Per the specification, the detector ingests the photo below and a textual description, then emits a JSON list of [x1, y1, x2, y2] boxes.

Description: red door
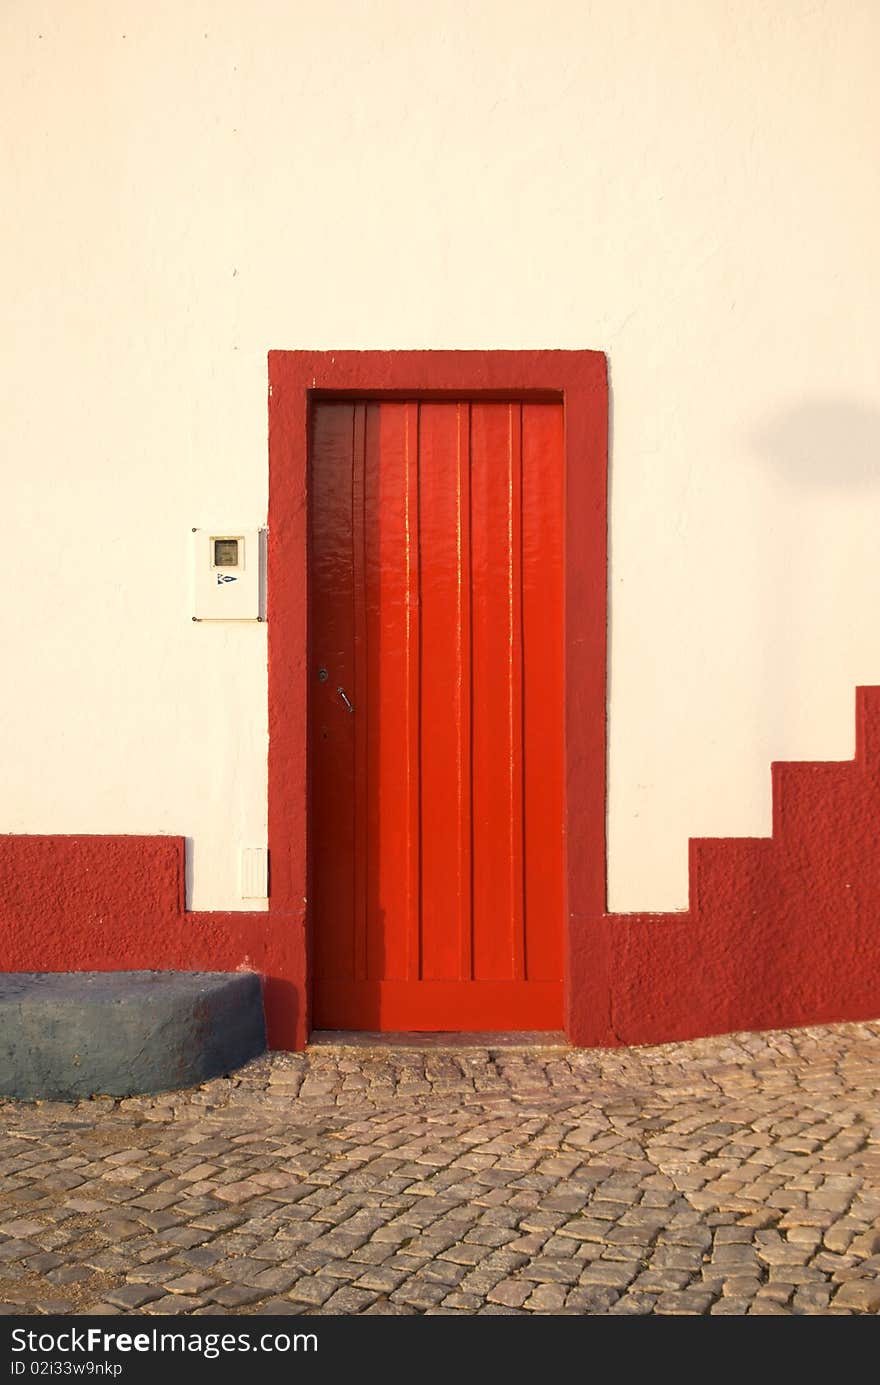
[[309, 398, 564, 1030]]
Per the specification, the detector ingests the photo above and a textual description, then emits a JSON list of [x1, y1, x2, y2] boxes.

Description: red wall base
[[0, 836, 306, 1050], [3, 686, 880, 1052], [568, 685, 880, 1046]]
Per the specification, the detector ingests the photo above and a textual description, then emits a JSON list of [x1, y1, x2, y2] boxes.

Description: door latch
[[337, 687, 354, 713]]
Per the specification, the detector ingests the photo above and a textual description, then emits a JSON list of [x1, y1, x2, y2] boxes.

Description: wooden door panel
[[310, 398, 564, 1030], [471, 403, 524, 982], [363, 402, 419, 983], [310, 402, 357, 991], [522, 402, 566, 981], [419, 403, 470, 982]]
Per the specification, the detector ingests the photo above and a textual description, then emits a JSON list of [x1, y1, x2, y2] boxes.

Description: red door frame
[[267, 350, 608, 1038]]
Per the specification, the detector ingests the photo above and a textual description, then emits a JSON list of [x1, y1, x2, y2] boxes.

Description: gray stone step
[[0, 971, 266, 1100]]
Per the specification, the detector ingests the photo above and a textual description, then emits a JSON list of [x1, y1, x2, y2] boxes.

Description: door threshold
[[308, 1030, 569, 1050]]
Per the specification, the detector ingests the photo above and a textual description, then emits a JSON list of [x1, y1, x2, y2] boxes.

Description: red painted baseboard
[[568, 686, 880, 1046], [3, 687, 880, 1052], [0, 835, 305, 1049]]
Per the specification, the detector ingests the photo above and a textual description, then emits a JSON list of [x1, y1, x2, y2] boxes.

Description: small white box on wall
[[240, 846, 269, 899], [191, 528, 264, 621]]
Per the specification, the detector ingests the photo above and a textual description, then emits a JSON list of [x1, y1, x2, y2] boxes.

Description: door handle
[[337, 687, 354, 713]]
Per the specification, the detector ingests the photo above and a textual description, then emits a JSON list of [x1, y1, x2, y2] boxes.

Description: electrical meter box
[[192, 528, 263, 621]]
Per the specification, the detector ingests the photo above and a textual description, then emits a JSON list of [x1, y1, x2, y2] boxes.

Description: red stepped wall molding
[[568, 685, 880, 1045], [2, 686, 880, 1050]]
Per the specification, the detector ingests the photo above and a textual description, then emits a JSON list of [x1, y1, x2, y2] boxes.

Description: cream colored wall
[[2, 0, 878, 911]]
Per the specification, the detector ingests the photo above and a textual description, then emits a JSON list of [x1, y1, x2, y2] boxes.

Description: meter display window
[[213, 538, 241, 567]]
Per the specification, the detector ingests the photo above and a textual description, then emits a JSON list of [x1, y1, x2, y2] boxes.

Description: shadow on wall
[[750, 399, 880, 754], [753, 399, 880, 489]]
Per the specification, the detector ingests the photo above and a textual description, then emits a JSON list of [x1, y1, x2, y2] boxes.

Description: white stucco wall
[[2, 0, 878, 911]]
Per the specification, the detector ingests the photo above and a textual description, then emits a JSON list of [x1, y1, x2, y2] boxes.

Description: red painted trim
[[267, 351, 609, 1041]]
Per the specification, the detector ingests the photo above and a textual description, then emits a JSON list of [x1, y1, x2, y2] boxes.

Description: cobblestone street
[[1, 1022, 879, 1316]]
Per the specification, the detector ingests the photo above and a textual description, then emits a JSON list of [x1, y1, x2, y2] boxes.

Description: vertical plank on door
[[471, 402, 523, 981], [403, 402, 421, 982], [351, 404, 368, 982], [419, 402, 468, 980], [310, 402, 357, 985], [522, 403, 565, 980], [507, 404, 526, 982], [363, 402, 420, 984], [456, 403, 474, 982]]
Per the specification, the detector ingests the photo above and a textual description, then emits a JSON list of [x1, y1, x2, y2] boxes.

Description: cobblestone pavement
[[1, 1022, 880, 1316]]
